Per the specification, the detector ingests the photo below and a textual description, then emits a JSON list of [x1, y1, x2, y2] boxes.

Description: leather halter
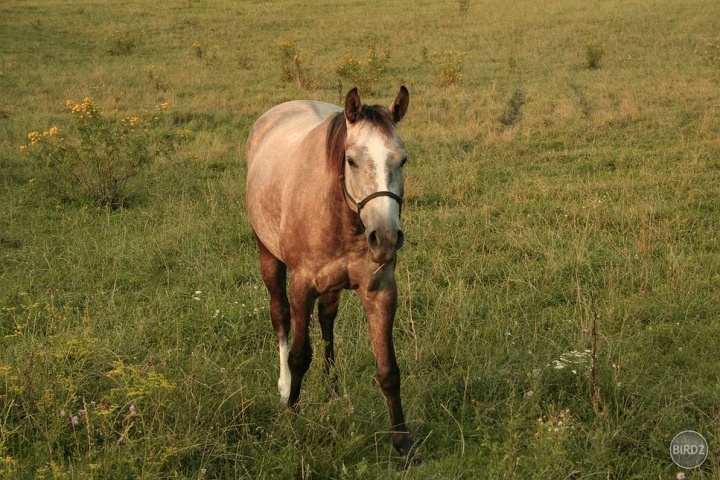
[[339, 154, 403, 230]]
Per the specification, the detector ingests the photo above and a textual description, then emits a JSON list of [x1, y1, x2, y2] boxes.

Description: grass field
[[2, 0, 719, 478]]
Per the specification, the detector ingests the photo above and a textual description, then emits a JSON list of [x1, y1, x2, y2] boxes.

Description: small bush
[[499, 89, 525, 127], [145, 64, 169, 91], [192, 40, 219, 64], [585, 41, 605, 70], [277, 40, 313, 89], [433, 49, 467, 86], [695, 38, 720, 67], [21, 98, 186, 208], [334, 40, 389, 94], [106, 32, 136, 56], [192, 40, 204, 59]]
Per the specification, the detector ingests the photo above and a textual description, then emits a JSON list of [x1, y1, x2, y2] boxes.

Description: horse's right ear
[[345, 87, 362, 124], [390, 85, 409, 123]]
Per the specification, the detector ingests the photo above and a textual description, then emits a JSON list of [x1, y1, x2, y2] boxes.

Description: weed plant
[[334, 41, 390, 94], [106, 32, 136, 56], [584, 41, 606, 70], [696, 37, 720, 67], [278, 40, 314, 90], [21, 98, 185, 208], [433, 50, 467, 86]]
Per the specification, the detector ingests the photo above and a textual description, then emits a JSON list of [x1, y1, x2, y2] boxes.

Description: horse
[[245, 86, 414, 460]]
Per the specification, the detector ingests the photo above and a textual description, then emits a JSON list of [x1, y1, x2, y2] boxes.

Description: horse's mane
[[325, 104, 395, 177]]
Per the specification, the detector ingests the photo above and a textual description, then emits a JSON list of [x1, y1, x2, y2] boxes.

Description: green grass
[[2, 0, 720, 477]]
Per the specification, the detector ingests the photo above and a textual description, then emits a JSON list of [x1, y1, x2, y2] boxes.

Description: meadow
[[1, 0, 719, 477]]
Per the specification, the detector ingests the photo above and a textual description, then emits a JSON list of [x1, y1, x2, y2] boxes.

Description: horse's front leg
[[318, 291, 341, 390], [359, 275, 415, 459], [287, 275, 317, 408]]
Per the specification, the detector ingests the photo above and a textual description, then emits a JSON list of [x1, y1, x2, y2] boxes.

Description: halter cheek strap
[[339, 154, 403, 229]]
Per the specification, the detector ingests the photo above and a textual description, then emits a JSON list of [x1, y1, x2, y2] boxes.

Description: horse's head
[[341, 86, 409, 265]]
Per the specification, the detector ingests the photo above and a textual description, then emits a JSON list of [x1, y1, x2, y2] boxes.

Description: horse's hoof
[[402, 450, 422, 469]]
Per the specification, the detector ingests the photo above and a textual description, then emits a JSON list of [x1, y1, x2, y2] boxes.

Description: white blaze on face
[[365, 132, 391, 191], [278, 337, 290, 400], [349, 125, 403, 225]]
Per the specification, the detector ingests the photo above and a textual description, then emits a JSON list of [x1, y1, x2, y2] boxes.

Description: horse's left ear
[[390, 86, 409, 123]]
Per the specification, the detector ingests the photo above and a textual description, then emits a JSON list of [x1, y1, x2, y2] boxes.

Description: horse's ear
[[390, 85, 409, 123], [345, 87, 362, 124]]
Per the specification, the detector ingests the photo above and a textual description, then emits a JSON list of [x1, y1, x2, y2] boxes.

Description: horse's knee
[[377, 367, 400, 395], [288, 346, 313, 375]]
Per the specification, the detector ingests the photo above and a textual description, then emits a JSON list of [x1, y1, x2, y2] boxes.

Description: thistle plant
[[21, 98, 186, 208]]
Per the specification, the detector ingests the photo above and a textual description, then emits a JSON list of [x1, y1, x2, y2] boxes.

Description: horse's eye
[[400, 156, 408, 167], [347, 157, 357, 168]]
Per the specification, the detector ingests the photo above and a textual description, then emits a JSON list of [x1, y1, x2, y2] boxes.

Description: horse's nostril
[[368, 230, 379, 249], [396, 230, 404, 250]]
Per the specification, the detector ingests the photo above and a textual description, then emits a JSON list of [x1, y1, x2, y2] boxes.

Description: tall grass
[[2, 0, 719, 477]]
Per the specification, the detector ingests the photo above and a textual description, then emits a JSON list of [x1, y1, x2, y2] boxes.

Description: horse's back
[[246, 100, 339, 165]]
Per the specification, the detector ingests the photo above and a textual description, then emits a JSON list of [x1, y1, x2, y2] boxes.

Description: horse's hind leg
[[286, 275, 317, 407], [318, 291, 341, 393], [254, 234, 291, 401]]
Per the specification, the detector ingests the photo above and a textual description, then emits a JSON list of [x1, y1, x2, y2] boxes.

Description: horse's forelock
[[326, 105, 395, 175], [359, 104, 395, 134]]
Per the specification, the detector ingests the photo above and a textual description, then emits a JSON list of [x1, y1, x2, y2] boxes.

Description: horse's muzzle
[[368, 228, 404, 264]]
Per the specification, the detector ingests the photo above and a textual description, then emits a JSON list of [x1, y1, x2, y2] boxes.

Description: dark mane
[[326, 112, 347, 177], [325, 104, 395, 177]]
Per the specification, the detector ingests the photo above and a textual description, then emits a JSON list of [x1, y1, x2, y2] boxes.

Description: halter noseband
[[339, 154, 403, 230]]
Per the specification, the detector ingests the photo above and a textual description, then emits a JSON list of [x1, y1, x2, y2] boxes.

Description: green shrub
[[334, 41, 390, 94], [21, 98, 186, 208], [585, 41, 605, 69], [433, 50, 467, 86], [696, 38, 720, 67], [278, 40, 313, 89], [106, 31, 136, 56]]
